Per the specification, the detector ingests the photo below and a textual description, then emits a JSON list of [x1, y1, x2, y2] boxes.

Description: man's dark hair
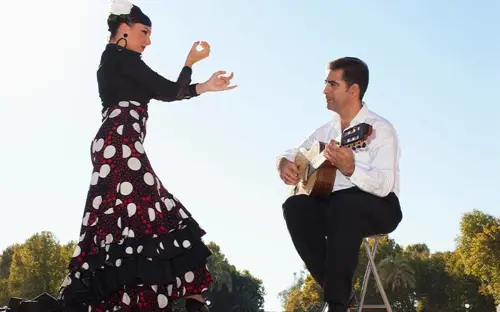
[[329, 57, 369, 100]]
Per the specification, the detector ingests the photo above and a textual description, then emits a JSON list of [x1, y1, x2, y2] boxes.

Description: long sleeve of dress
[[124, 57, 200, 102]]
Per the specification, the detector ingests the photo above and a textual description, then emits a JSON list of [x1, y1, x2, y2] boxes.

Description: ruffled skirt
[[59, 100, 212, 311]]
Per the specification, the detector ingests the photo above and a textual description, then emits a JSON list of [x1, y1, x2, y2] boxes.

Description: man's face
[[323, 69, 350, 112]]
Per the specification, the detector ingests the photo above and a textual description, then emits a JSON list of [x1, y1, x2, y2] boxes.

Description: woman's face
[[122, 23, 152, 53]]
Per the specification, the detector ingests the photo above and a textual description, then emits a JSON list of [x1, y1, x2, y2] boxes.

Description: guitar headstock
[[340, 122, 373, 150]]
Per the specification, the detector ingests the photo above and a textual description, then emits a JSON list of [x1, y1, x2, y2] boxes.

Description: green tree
[[0, 245, 19, 279], [0, 235, 265, 312], [229, 270, 265, 312], [7, 231, 75, 300], [277, 269, 306, 309], [281, 287, 304, 312], [444, 250, 496, 312], [299, 274, 323, 311], [468, 222, 500, 302], [0, 232, 76, 306], [0, 245, 20, 304], [378, 254, 416, 292], [278, 272, 323, 312], [353, 236, 405, 309], [403, 244, 430, 260], [278, 237, 409, 312], [278, 210, 499, 312], [457, 210, 500, 304], [206, 242, 235, 292], [174, 242, 266, 312], [205, 267, 265, 312], [457, 209, 495, 251]]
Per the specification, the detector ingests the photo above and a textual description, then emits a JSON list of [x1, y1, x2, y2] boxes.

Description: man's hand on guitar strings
[[324, 140, 355, 177], [279, 158, 300, 185]]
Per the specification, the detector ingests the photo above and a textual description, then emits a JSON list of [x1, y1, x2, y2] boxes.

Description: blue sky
[[0, 1, 499, 311]]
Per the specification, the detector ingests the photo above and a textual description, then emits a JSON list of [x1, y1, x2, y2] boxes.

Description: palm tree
[[378, 254, 416, 292]]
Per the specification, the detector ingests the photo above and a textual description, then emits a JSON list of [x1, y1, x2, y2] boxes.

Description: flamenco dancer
[[62, 1, 236, 311], [61, 1, 236, 311], [3, 1, 236, 311]]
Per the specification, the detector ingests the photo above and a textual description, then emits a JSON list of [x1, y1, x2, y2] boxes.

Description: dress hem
[[60, 220, 212, 307]]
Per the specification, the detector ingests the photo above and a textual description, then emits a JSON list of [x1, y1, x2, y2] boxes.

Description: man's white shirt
[[277, 105, 400, 198]]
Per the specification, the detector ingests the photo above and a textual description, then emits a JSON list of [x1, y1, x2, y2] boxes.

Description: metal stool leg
[[357, 237, 379, 311], [356, 236, 392, 312], [321, 236, 392, 312]]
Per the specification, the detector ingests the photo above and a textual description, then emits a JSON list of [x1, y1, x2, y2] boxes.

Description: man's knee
[[383, 209, 403, 234], [282, 195, 312, 219]]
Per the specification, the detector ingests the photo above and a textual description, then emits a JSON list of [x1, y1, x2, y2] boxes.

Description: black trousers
[[282, 187, 402, 310]]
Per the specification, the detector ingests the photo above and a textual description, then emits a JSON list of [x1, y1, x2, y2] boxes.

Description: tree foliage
[[0, 233, 265, 312], [0, 232, 75, 305], [0, 208, 498, 311], [279, 209, 498, 312], [457, 209, 500, 304], [202, 242, 266, 312], [278, 270, 323, 312]]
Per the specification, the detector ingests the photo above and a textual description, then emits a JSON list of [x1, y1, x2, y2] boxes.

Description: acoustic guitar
[[289, 122, 372, 197]]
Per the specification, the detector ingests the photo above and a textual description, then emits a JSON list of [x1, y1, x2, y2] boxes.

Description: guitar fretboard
[[306, 138, 345, 179]]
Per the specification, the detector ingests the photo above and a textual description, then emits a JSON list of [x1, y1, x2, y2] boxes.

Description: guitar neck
[[307, 139, 342, 175], [310, 150, 328, 169], [310, 140, 340, 169], [302, 123, 372, 182]]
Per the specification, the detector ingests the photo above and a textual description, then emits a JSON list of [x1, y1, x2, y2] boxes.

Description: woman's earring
[[116, 33, 128, 51]]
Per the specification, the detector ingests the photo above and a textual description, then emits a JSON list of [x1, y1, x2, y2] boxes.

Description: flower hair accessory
[[110, 0, 133, 16], [107, 0, 152, 29]]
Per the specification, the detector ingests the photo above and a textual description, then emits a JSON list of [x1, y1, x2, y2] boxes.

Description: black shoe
[[326, 303, 348, 312], [326, 291, 357, 312], [185, 298, 210, 312]]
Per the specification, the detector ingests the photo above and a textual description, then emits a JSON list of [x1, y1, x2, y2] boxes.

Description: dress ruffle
[[60, 219, 211, 308]]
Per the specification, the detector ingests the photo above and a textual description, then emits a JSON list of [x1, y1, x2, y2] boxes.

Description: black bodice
[[97, 44, 199, 112]]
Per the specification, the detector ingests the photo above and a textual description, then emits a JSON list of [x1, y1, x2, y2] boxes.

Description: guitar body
[[287, 122, 373, 199], [290, 141, 337, 198]]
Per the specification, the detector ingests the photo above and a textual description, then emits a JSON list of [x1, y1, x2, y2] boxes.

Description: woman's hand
[[196, 71, 237, 94], [185, 41, 210, 67]]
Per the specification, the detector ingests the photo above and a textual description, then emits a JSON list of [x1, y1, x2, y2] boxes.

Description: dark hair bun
[[107, 14, 128, 35]]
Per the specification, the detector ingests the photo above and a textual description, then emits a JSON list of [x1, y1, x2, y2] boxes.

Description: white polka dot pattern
[[60, 101, 212, 310]]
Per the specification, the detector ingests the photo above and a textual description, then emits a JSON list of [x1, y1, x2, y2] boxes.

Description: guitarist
[[277, 57, 403, 312]]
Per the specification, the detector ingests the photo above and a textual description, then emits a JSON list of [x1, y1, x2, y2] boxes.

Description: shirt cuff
[[188, 83, 199, 97], [275, 152, 298, 171]]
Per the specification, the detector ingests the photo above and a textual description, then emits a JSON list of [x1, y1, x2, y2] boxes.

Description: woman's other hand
[[185, 41, 210, 67], [197, 71, 237, 94]]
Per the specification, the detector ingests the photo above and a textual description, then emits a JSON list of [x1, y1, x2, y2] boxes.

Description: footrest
[[351, 304, 388, 309]]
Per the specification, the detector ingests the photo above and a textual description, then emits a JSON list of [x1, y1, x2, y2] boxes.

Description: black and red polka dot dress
[[59, 44, 213, 311]]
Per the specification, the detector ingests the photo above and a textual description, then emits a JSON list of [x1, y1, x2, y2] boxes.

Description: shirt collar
[[350, 102, 369, 126], [332, 102, 369, 128]]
